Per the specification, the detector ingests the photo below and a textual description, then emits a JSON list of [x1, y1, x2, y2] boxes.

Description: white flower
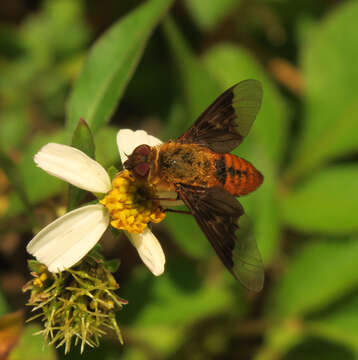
[[27, 130, 169, 276]]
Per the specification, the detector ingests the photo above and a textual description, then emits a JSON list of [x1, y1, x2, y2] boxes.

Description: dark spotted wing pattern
[[175, 184, 264, 291], [177, 79, 263, 153]]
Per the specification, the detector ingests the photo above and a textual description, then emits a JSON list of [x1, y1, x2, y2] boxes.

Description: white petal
[[34, 143, 111, 194], [27, 204, 110, 273], [126, 228, 165, 276], [116, 129, 162, 163]]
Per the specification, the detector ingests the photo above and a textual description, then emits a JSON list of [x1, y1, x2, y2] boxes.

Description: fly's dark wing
[[177, 79, 263, 153], [176, 184, 264, 291]]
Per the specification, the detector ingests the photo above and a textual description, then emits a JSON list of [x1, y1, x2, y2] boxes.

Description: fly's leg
[[154, 197, 181, 202], [164, 208, 191, 215]]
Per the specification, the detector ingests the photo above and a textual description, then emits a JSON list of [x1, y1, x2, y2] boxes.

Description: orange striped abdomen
[[214, 153, 263, 196]]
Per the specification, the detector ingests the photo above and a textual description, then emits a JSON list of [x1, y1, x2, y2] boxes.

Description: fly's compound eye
[[124, 144, 151, 174], [133, 144, 151, 157], [134, 162, 150, 177]]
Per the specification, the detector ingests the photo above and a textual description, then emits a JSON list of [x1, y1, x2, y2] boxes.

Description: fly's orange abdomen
[[214, 153, 263, 196]]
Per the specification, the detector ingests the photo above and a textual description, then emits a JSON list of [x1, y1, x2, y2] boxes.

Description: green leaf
[[254, 321, 304, 360], [20, 131, 66, 204], [243, 171, 281, 264], [94, 126, 121, 168], [283, 337, 355, 360], [280, 165, 358, 233], [307, 293, 358, 352], [162, 100, 187, 141], [5, 131, 66, 218], [68, 118, 95, 211], [4, 193, 26, 219], [135, 276, 234, 326], [0, 289, 9, 316], [202, 43, 288, 263], [21, 0, 88, 64], [285, 1, 358, 183], [125, 326, 185, 358], [184, 0, 240, 31], [9, 325, 56, 360], [165, 211, 212, 258], [0, 106, 29, 152], [202, 43, 288, 164], [122, 261, 240, 327], [66, 0, 174, 136], [0, 151, 31, 219], [56, 340, 120, 360], [71, 118, 95, 159], [162, 16, 221, 126], [268, 236, 358, 318]]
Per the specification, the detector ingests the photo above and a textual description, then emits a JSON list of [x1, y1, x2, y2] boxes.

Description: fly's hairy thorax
[[150, 142, 217, 190], [149, 142, 263, 196]]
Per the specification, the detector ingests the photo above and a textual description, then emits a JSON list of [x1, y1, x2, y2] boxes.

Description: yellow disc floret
[[100, 170, 165, 233]]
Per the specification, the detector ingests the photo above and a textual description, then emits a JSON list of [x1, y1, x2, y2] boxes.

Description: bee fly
[[124, 79, 264, 291]]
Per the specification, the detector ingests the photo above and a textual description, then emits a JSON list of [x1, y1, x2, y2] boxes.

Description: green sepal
[[67, 118, 96, 211], [107, 165, 119, 181], [104, 259, 121, 273], [110, 226, 121, 238], [27, 259, 44, 273], [87, 244, 104, 261], [0, 151, 32, 219]]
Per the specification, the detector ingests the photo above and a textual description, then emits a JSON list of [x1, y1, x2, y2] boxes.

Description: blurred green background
[[1, 0, 358, 359]]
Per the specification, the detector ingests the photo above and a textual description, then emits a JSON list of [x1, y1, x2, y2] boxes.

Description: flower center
[[100, 170, 165, 234]]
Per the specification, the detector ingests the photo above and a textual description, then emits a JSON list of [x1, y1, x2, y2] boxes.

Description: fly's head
[[123, 144, 151, 179]]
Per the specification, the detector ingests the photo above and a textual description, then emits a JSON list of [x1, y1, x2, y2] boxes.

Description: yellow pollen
[[100, 170, 165, 233], [106, 300, 114, 309], [33, 278, 43, 287], [39, 272, 48, 282]]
